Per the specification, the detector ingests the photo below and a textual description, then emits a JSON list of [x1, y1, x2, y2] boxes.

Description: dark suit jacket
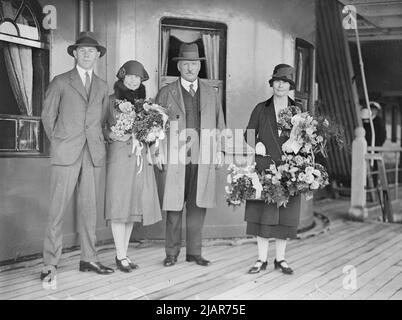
[[41, 68, 109, 166]]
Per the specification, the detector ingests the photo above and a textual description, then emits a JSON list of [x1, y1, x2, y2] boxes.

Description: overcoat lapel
[[199, 80, 211, 123], [69, 68, 88, 102], [169, 80, 185, 114]]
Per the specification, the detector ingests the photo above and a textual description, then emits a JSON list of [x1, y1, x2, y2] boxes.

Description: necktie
[[85, 72, 91, 97], [189, 84, 195, 97]]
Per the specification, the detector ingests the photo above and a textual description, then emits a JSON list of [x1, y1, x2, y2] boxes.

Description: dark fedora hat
[[67, 31, 106, 57], [172, 43, 206, 61], [269, 63, 295, 90], [116, 60, 149, 82]]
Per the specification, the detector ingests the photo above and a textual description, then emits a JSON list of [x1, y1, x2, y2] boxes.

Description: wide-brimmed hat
[[172, 43, 205, 61], [269, 64, 295, 90], [67, 31, 106, 57], [116, 60, 149, 82]]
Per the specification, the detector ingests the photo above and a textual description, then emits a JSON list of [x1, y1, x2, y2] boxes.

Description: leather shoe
[[186, 254, 210, 266], [79, 261, 114, 275], [115, 257, 132, 273], [248, 260, 267, 274], [274, 259, 293, 274], [125, 256, 139, 269], [163, 255, 177, 267], [40, 265, 57, 281]]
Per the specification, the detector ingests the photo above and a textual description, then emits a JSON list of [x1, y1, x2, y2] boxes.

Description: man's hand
[[109, 132, 131, 142], [216, 151, 225, 168], [255, 142, 266, 156]]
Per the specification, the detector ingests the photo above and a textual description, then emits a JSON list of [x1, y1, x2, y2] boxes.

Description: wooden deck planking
[[309, 232, 402, 299], [369, 272, 402, 300], [10, 245, 227, 300], [159, 221, 360, 300], [285, 223, 402, 299], [231, 223, 388, 299], [1, 198, 402, 300], [210, 222, 381, 299], [302, 232, 402, 299]]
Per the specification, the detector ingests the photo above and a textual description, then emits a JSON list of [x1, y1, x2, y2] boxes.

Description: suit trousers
[[165, 164, 207, 257], [43, 143, 101, 266]]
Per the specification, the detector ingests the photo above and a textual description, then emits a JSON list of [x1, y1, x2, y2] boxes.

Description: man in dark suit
[[40, 32, 114, 282]]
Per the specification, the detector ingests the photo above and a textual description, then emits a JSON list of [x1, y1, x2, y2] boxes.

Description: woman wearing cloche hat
[[105, 60, 162, 273], [244, 63, 301, 275]]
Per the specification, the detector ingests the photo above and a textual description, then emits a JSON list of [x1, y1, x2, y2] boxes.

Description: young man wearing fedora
[[40, 32, 114, 282], [155, 43, 225, 267]]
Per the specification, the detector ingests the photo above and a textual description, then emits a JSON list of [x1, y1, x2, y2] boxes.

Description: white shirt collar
[[180, 77, 198, 93], [76, 65, 93, 85]]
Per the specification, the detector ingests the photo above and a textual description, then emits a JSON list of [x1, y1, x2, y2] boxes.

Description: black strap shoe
[[115, 257, 132, 273], [125, 256, 139, 269], [163, 255, 177, 267], [186, 254, 210, 266], [79, 261, 114, 275], [274, 259, 293, 274], [40, 265, 57, 281], [248, 260, 267, 274]]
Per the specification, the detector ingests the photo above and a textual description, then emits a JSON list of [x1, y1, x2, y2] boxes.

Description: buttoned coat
[[104, 94, 162, 226], [244, 96, 301, 232], [155, 79, 225, 211], [41, 68, 109, 166]]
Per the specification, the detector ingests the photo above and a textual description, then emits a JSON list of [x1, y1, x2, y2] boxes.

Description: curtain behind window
[[1, 0, 33, 116], [201, 32, 220, 80], [161, 28, 171, 76]]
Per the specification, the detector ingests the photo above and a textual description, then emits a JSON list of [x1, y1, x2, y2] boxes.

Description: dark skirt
[[244, 194, 301, 240]]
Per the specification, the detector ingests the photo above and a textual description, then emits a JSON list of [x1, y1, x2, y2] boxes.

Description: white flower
[[306, 127, 316, 136], [119, 101, 133, 113], [310, 181, 320, 190], [316, 135, 323, 143], [226, 175, 232, 184], [305, 174, 314, 184], [312, 169, 321, 177], [225, 186, 231, 193]]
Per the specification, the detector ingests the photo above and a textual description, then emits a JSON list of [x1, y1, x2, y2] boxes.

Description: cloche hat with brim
[[67, 31, 106, 57], [269, 63, 296, 90], [116, 60, 149, 82]]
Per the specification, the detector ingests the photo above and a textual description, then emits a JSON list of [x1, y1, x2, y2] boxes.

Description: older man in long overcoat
[[155, 43, 225, 267]]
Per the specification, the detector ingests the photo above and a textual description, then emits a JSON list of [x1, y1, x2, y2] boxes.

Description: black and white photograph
[[1, 0, 402, 307]]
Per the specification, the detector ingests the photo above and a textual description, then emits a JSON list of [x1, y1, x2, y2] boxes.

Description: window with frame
[[0, 0, 49, 156], [294, 38, 314, 111], [159, 17, 227, 117]]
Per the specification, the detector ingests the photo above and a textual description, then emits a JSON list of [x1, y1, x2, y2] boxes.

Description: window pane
[[18, 120, 39, 151], [0, 119, 17, 150]]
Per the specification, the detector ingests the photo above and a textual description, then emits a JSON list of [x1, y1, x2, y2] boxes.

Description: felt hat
[[172, 43, 206, 61], [67, 31, 106, 57]]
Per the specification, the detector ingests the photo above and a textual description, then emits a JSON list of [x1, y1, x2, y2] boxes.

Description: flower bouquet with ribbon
[[111, 98, 169, 173]]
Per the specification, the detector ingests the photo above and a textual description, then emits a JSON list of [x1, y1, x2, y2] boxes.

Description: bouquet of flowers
[[111, 98, 169, 172], [225, 105, 341, 208], [111, 99, 169, 144], [225, 164, 263, 207]]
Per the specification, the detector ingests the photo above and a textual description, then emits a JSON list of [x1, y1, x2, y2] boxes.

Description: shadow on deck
[[1, 198, 402, 300]]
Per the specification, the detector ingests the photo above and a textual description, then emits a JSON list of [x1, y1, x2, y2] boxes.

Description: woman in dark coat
[[244, 64, 301, 275], [105, 60, 162, 272]]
